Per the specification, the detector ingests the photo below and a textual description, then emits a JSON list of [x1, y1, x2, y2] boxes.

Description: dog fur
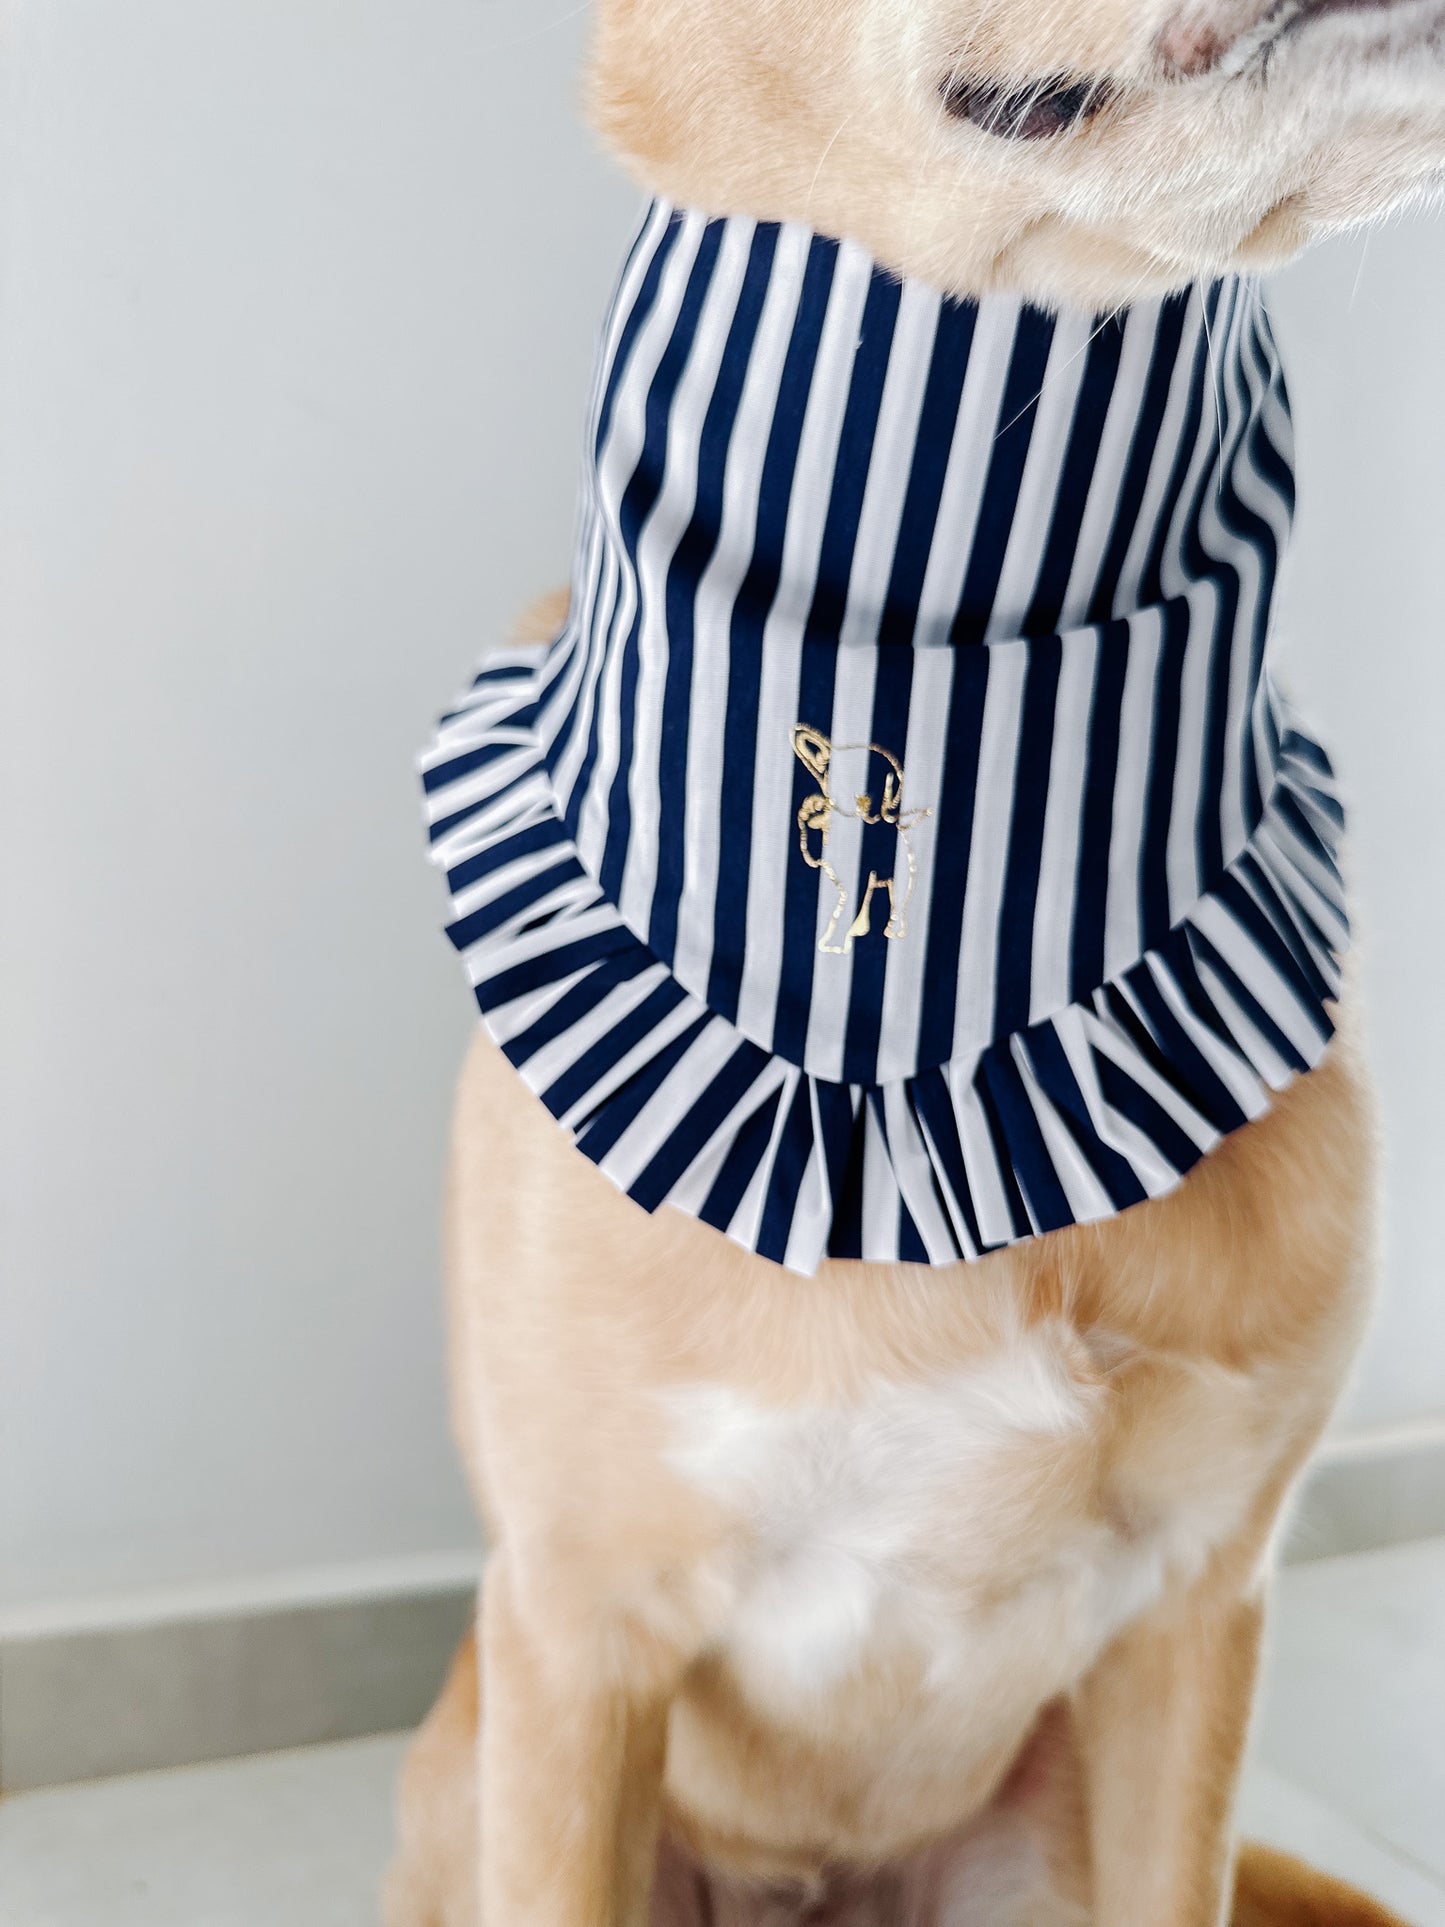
[[388, 3, 1445, 1920]]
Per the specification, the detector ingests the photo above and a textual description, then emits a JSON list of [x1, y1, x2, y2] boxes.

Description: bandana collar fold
[[423, 201, 1347, 1275]]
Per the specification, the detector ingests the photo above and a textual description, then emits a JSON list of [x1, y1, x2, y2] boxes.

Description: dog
[[390, 1, 1445, 1921]]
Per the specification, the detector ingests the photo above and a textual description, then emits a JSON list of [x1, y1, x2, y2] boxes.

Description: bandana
[[422, 200, 1348, 1275]]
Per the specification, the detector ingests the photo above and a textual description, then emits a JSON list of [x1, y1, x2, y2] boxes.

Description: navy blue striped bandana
[[422, 199, 1349, 1275]]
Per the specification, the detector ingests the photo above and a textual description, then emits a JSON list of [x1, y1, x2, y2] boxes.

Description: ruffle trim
[[422, 647, 1349, 1276]]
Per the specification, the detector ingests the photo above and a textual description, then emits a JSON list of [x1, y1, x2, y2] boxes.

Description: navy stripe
[[909, 1077, 985, 1256], [950, 308, 1055, 644], [755, 1079, 821, 1263], [569, 1005, 711, 1152], [446, 859, 582, 953], [1069, 621, 1129, 994], [916, 648, 991, 1068], [1138, 597, 1190, 948], [707, 234, 841, 1022], [598, 224, 726, 904], [1022, 1027, 1149, 1211], [649, 223, 780, 962], [446, 818, 567, 895], [1087, 295, 1193, 621], [629, 1040, 776, 1211], [877, 299, 979, 647], [978, 1050, 1074, 1235], [1024, 316, 1127, 634], [592, 209, 683, 458], [994, 635, 1063, 1035], [699, 1083, 787, 1235], [774, 269, 906, 1065], [826, 1103, 870, 1258], [501, 951, 657, 1064], [1137, 285, 1218, 611], [1094, 1053, 1209, 1175]]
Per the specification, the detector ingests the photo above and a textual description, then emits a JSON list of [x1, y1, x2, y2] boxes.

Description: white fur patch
[[662, 1331, 1116, 1704], [662, 1328, 1256, 1720]]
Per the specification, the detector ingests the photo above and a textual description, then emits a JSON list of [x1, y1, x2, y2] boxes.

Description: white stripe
[[786, 1094, 840, 1274], [734, 237, 877, 1048], [619, 219, 758, 937], [1102, 604, 1165, 979], [805, 646, 880, 1078], [1059, 301, 1166, 624], [516, 963, 675, 1099], [875, 645, 955, 1083], [550, 536, 622, 821], [805, 280, 947, 1076], [838, 279, 945, 653], [1187, 951, 1299, 1089], [1028, 627, 1099, 1020], [1114, 294, 1208, 616], [575, 213, 709, 879], [726, 1066, 803, 1256], [984, 308, 1093, 640], [450, 858, 582, 935], [462, 898, 615, 986], [1236, 296, 1297, 835], [1053, 1004, 1189, 1191], [479, 963, 597, 1049], [881, 1083, 959, 1263], [669, 221, 815, 1005], [946, 1060, 1019, 1249], [582, 199, 675, 445], [860, 1098, 903, 1264], [555, 993, 708, 1135], [664, 1059, 794, 1217], [1084, 1001, 1232, 1154], [1160, 287, 1238, 922], [1133, 955, 1272, 1118], [913, 301, 1024, 641], [951, 643, 1028, 1058], [1188, 892, 1325, 1061], [1211, 283, 1269, 866], [1010, 1036, 1116, 1226], [592, 1015, 746, 1186]]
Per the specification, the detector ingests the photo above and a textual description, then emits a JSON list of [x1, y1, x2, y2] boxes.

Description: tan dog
[[388, 2, 1445, 1922]]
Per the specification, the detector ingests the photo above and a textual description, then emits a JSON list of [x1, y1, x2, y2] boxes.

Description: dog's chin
[[589, 0, 1445, 312]]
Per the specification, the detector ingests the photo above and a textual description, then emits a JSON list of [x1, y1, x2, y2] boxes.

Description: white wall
[[1, 1, 1441, 1619], [1269, 242, 1445, 1432]]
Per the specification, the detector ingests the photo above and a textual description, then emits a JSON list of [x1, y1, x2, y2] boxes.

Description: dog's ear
[[792, 727, 832, 785]]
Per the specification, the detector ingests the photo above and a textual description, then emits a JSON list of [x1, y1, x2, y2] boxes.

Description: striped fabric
[[421, 200, 1349, 1275]]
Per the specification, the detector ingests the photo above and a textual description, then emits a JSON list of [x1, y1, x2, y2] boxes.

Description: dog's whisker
[[806, 112, 859, 219]]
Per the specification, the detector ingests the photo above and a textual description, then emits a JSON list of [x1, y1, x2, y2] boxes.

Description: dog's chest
[[663, 1328, 1248, 1714]]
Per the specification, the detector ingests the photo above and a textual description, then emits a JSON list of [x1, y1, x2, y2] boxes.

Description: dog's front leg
[[478, 1556, 677, 1927], [1075, 1574, 1266, 1927]]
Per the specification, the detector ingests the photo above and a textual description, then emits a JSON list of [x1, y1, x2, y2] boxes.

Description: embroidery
[[792, 725, 934, 954]]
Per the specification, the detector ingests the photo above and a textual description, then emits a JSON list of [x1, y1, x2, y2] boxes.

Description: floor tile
[[3, 1540, 1442, 1924], [1239, 1762, 1445, 1926], [0, 1734, 407, 1926], [1256, 1538, 1445, 1882]]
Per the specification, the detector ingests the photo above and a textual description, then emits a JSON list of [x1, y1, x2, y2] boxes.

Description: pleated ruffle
[[422, 646, 1348, 1276]]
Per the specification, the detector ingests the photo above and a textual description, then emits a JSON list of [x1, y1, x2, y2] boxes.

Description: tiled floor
[[3, 1540, 1443, 1926]]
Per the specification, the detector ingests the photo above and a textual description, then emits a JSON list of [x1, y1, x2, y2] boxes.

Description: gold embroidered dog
[[792, 725, 933, 954]]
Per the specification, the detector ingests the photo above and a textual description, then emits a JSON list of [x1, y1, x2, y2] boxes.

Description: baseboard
[[4, 1431, 1441, 1795], [0, 1555, 481, 1795], [1282, 1422, 1445, 1563]]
